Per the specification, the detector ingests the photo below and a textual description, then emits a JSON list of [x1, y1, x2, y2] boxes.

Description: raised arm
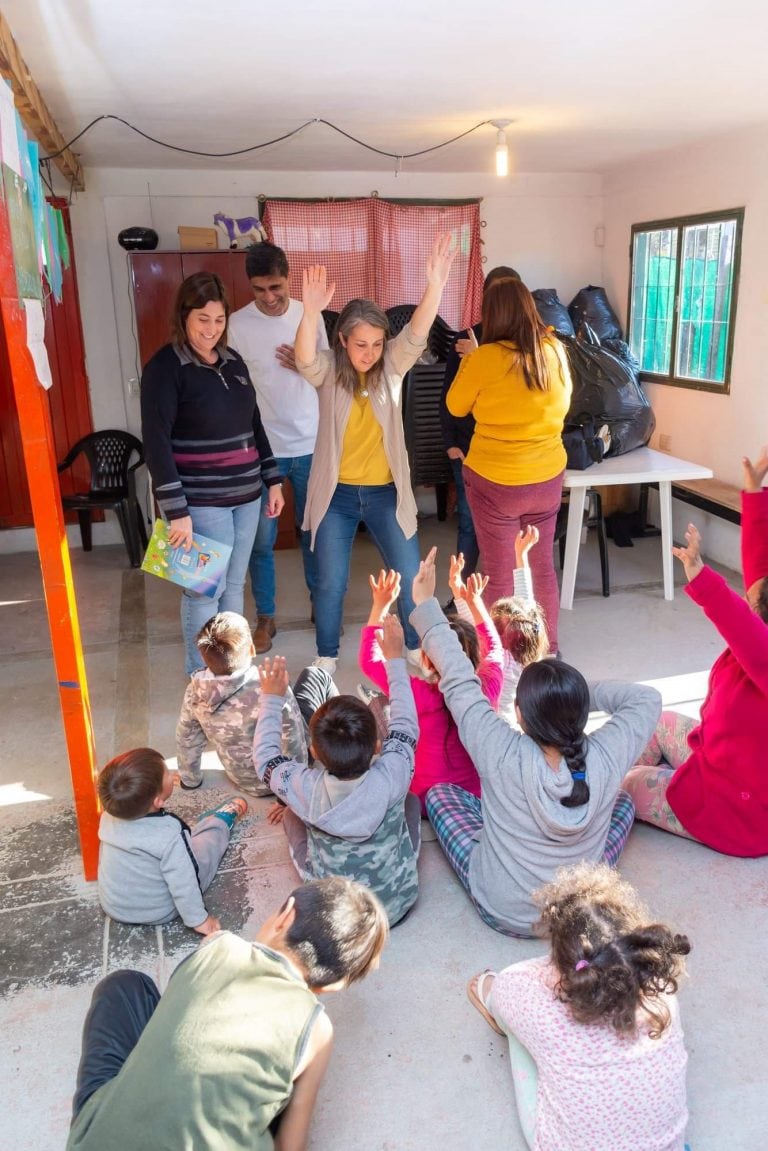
[[671, 522, 704, 583], [411, 549, 516, 772], [408, 233, 458, 344], [295, 265, 336, 372], [359, 570, 402, 692]]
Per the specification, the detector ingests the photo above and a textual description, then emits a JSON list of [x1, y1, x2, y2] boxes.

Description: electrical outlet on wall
[[659, 433, 672, 452]]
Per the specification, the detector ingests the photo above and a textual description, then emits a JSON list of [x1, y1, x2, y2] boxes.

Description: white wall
[[602, 124, 768, 568], [0, 165, 605, 552]]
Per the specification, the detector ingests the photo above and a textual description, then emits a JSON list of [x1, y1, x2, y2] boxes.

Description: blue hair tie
[[571, 771, 586, 780]]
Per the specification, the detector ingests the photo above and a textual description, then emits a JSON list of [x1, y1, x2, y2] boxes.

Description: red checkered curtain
[[262, 198, 483, 330]]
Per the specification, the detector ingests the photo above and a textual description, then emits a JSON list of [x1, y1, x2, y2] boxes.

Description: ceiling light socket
[[490, 120, 513, 178]]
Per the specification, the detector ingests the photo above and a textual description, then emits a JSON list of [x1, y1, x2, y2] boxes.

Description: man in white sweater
[[228, 242, 329, 652]]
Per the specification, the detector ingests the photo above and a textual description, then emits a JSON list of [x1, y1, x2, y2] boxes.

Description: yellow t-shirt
[[338, 377, 393, 485], [447, 339, 572, 485]]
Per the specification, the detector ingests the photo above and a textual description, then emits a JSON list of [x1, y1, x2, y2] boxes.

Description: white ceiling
[[3, 0, 767, 176]]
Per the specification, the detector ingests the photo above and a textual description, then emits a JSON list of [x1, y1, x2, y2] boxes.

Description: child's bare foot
[[466, 971, 504, 1035], [267, 801, 286, 826]]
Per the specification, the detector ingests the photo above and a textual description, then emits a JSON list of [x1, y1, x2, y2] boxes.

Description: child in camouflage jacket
[[176, 612, 306, 796], [254, 616, 421, 926]]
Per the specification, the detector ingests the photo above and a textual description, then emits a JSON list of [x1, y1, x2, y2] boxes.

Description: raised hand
[[302, 265, 336, 314], [425, 232, 458, 290], [448, 552, 466, 600], [672, 522, 704, 583], [258, 655, 290, 696], [369, 569, 401, 613], [515, 524, 540, 567], [742, 446, 768, 493], [379, 613, 405, 660], [458, 571, 489, 604], [412, 546, 438, 605]]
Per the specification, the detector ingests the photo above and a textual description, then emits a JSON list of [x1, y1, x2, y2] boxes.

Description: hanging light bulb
[[491, 119, 512, 178]]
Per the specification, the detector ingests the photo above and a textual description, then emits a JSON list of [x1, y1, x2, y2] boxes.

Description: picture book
[[141, 520, 232, 599]]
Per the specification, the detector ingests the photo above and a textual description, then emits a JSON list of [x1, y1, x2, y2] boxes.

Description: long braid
[[515, 660, 591, 809], [560, 733, 589, 808]]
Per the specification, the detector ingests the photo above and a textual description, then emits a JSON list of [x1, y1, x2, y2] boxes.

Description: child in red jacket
[[623, 448, 768, 857]]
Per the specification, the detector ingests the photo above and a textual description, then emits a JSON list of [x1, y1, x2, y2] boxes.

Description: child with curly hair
[[468, 862, 691, 1151]]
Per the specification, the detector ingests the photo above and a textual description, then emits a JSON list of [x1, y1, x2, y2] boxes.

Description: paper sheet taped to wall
[[23, 298, 53, 389]]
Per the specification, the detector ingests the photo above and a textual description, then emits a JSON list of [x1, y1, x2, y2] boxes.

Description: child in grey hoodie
[[254, 616, 421, 926], [97, 747, 246, 934], [176, 612, 307, 796], [410, 548, 662, 937]]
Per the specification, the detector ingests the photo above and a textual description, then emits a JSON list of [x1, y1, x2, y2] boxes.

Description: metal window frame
[[627, 207, 744, 394]]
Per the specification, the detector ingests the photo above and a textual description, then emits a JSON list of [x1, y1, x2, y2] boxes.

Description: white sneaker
[[312, 656, 338, 676]]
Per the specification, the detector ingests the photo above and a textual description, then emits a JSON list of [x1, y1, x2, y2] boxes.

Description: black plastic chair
[[321, 309, 339, 344], [403, 362, 452, 520], [57, 431, 149, 567], [385, 304, 417, 337], [428, 314, 460, 362]]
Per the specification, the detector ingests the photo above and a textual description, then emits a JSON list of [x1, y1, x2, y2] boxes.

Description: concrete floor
[[1, 509, 766, 1150]]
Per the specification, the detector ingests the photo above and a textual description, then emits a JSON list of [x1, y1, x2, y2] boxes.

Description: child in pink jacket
[[359, 567, 503, 811]]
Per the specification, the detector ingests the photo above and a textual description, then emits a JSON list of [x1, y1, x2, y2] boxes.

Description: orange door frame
[[0, 200, 99, 879]]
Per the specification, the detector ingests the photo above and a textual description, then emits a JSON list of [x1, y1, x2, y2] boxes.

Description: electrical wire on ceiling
[[42, 113, 501, 163]]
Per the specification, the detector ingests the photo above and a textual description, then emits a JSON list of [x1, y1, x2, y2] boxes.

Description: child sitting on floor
[[253, 616, 421, 926], [452, 526, 548, 726], [68, 877, 388, 1151], [176, 611, 307, 796], [468, 862, 691, 1151], [359, 566, 503, 811], [97, 747, 247, 935], [411, 546, 662, 936]]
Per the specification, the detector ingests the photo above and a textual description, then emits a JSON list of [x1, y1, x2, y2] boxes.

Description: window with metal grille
[[628, 208, 743, 392]]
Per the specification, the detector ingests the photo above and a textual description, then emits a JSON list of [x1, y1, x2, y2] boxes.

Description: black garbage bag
[[532, 289, 575, 336], [568, 286, 623, 343], [602, 337, 641, 375], [560, 333, 655, 458]]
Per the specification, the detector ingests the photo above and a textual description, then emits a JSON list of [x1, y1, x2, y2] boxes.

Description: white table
[[560, 447, 713, 609]]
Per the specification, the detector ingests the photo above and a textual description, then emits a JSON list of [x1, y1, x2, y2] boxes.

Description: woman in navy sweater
[[141, 272, 284, 673]]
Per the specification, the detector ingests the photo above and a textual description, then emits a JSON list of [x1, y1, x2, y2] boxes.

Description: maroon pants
[[463, 467, 564, 652]]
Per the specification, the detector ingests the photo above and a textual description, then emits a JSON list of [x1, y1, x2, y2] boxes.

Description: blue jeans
[[181, 499, 261, 674], [248, 454, 316, 617], [450, 458, 479, 578], [312, 483, 421, 656]]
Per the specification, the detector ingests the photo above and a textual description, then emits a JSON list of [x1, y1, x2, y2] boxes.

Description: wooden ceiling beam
[[0, 12, 84, 191]]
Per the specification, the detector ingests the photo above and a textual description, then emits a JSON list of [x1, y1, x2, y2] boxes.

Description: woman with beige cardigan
[[294, 234, 456, 674]]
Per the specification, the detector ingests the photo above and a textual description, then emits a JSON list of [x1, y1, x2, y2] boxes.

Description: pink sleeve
[[358, 625, 391, 694], [477, 620, 504, 707]]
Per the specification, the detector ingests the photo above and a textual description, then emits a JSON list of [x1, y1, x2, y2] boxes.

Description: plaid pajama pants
[[425, 784, 636, 936]]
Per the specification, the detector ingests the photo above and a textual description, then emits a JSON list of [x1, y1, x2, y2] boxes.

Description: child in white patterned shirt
[[467, 861, 691, 1151]]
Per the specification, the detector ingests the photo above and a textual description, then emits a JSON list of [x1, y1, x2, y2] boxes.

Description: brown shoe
[[253, 615, 276, 654]]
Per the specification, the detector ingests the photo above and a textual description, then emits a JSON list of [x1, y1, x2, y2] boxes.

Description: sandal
[[466, 970, 504, 1035]]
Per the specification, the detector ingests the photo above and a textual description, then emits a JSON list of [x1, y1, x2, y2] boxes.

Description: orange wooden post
[[0, 214, 99, 879]]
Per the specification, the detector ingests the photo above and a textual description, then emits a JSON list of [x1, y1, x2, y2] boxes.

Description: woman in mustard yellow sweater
[[447, 278, 572, 653]]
